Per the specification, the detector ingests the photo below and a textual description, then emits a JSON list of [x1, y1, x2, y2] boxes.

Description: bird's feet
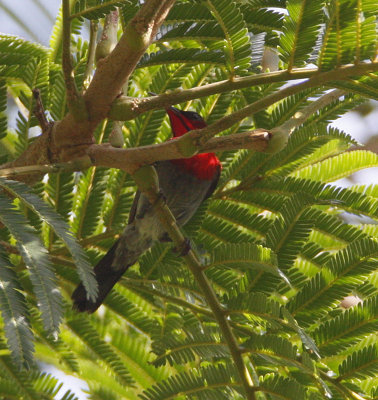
[[155, 189, 167, 205], [173, 237, 191, 256]]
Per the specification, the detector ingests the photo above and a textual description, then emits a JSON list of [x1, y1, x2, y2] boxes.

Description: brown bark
[[1, 0, 377, 186]]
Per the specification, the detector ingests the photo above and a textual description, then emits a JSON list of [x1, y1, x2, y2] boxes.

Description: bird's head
[[166, 106, 207, 137]]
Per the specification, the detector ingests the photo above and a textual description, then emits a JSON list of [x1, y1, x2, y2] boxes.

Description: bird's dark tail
[[71, 240, 129, 313]]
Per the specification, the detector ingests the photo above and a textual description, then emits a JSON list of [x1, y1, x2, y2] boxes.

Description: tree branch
[[273, 89, 347, 135], [109, 62, 378, 121], [0, 157, 92, 178], [267, 89, 348, 152], [52, 0, 177, 162], [62, 0, 82, 117], [0, 130, 269, 178], [106, 63, 377, 158], [216, 89, 351, 197], [32, 89, 50, 132], [83, 20, 99, 87], [82, 0, 176, 123], [131, 165, 256, 399], [87, 129, 270, 173], [2, 0, 376, 185]]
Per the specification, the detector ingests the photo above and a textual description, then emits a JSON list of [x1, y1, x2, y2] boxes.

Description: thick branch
[[105, 63, 377, 158], [3, 36, 376, 181], [52, 0, 176, 161], [0, 127, 55, 183], [83, 0, 176, 123], [0, 85, 350, 182], [88, 129, 270, 173], [0, 130, 269, 178]]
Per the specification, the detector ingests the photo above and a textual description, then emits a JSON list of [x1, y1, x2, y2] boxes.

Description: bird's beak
[[167, 106, 181, 114]]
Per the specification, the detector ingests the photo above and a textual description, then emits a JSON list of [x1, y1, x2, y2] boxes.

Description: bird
[[72, 106, 221, 312]]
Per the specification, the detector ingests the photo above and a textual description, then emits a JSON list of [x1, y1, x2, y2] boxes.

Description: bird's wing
[[204, 164, 221, 201], [128, 190, 141, 224]]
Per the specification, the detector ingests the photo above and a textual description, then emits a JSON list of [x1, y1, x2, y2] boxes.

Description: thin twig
[[109, 63, 378, 121], [215, 89, 349, 197], [62, 0, 83, 117], [32, 89, 49, 132], [319, 371, 367, 400], [272, 89, 347, 135], [83, 20, 99, 88], [132, 166, 256, 399], [0, 157, 92, 178], [267, 89, 348, 153]]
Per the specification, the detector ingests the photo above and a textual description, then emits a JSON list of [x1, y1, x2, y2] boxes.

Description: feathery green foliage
[[0, 252, 34, 369], [0, 0, 377, 399], [71, 0, 131, 20], [0, 193, 62, 335]]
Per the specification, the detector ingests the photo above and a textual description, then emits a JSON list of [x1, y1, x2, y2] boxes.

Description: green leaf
[[103, 289, 156, 335], [0, 251, 34, 369], [139, 363, 239, 400], [279, 0, 324, 69], [72, 166, 108, 239], [244, 333, 298, 362], [165, 3, 212, 23], [338, 345, 378, 380], [137, 48, 225, 68], [111, 330, 169, 387], [289, 238, 378, 324], [313, 296, 378, 356], [292, 150, 378, 182], [208, 200, 272, 239], [258, 373, 306, 399], [157, 22, 224, 43], [0, 34, 48, 75], [71, 0, 131, 20], [206, 0, 252, 75], [67, 315, 134, 386], [331, 74, 378, 100], [0, 178, 98, 302], [152, 326, 229, 367], [0, 350, 40, 400], [316, 0, 376, 69], [225, 292, 282, 323], [0, 193, 62, 334], [210, 242, 282, 277]]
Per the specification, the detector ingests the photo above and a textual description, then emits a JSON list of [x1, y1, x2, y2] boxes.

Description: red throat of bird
[[166, 107, 221, 180]]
